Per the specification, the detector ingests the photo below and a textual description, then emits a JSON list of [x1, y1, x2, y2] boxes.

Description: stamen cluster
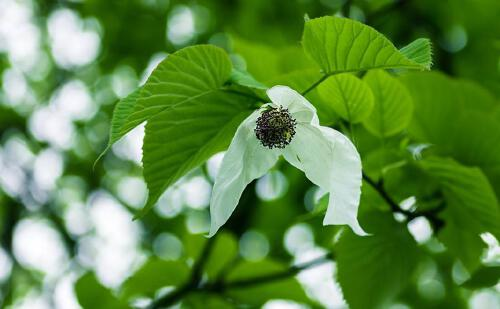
[[255, 106, 296, 149]]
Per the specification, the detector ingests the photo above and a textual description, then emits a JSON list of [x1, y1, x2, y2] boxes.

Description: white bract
[[209, 86, 367, 236]]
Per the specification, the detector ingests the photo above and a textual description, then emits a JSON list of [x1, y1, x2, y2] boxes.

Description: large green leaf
[[75, 273, 129, 309], [302, 16, 432, 74], [402, 72, 500, 168], [317, 73, 374, 123], [420, 157, 500, 271], [139, 92, 252, 217], [120, 259, 190, 299], [224, 259, 313, 306], [363, 70, 413, 138], [335, 212, 419, 309], [105, 45, 233, 151]]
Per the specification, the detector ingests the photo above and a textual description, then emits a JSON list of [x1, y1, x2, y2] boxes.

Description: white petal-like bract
[[267, 86, 319, 125], [208, 111, 280, 236]]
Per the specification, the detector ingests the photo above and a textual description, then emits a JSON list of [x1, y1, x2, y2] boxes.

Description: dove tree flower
[[209, 85, 368, 237]]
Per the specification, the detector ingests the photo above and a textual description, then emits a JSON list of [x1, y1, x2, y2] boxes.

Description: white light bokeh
[[181, 176, 211, 209], [284, 224, 315, 255], [112, 124, 144, 164], [470, 290, 500, 309], [206, 152, 224, 181], [33, 148, 64, 191], [64, 202, 92, 236], [86, 191, 143, 287], [0, 0, 42, 72], [295, 248, 345, 308], [117, 176, 147, 209], [407, 217, 433, 244], [13, 218, 69, 277], [166, 5, 195, 46], [140, 52, 168, 85], [0, 247, 13, 282], [2, 68, 28, 106], [51, 80, 96, 121], [29, 106, 75, 150], [53, 274, 81, 309], [480, 233, 500, 263], [48, 9, 101, 68], [156, 186, 185, 218], [263, 300, 306, 309], [111, 66, 139, 98]]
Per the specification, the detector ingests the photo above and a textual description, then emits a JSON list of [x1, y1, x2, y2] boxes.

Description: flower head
[[255, 106, 297, 149], [209, 85, 368, 237]]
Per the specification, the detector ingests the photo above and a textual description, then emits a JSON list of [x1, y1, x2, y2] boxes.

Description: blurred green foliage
[[0, 0, 499, 308]]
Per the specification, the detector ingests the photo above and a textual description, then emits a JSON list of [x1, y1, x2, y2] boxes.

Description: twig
[[362, 172, 445, 230], [149, 251, 333, 308], [301, 74, 329, 96]]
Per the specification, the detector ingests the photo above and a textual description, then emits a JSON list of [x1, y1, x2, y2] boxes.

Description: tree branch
[[149, 251, 333, 308], [362, 172, 445, 230]]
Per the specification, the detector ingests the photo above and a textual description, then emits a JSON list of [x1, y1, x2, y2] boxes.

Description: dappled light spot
[[256, 170, 289, 201], [239, 230, 270, 261], [13, 218, 69, 277], [153, 233, 183, 260], [48, 9, 101, 69]]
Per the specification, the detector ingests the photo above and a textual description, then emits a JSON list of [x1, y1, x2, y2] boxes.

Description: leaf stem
[[301, 74, 329, 96]]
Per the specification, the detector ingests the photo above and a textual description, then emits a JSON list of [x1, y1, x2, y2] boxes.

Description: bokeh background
[[0, 0, 499, 308]]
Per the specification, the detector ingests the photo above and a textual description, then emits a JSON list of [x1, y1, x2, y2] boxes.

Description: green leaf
[[335, 212, 419, 309], [107, 45, 233, 151], [228, 68, 267, 90], [232, 36, 318, 82], [401, 72, 500, 171], [302, 16, 432, 74], [75, 273, 129, 309], [420, 157, 500, 271], [120, 259, 190, 299], [399, 38, 433, 70], [225, 259, 313, 306], [95, 89, 141, 164], [462, 266, 500, 289], [204, 232, 238, 280], [362, 70, 413, 138], [139, 92, 252, 217], [317, 73, 374, 123]]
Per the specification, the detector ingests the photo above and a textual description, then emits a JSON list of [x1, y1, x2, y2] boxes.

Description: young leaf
[[363, 70, 413, 138], [335, 212, 419, 309], [120, 259, 190, 299], [317, 73, 374, 123], [75, 273, 129, 309], [302, 16, 432, 74]]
